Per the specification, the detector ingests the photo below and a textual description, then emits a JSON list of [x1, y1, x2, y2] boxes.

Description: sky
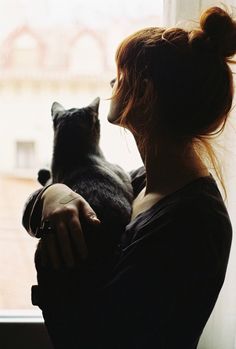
[[0, 0, 163, 32]]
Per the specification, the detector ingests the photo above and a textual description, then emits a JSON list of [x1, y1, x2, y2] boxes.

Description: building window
[[16, 141, 36, 169], [70, 33, 105, 76]]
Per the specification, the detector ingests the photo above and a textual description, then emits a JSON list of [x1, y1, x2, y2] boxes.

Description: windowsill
[[0, 309, 43, 323], [0, 310, 53, 349]]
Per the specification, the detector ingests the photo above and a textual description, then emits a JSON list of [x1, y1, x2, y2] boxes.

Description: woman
[[23, 7, 235, 349]]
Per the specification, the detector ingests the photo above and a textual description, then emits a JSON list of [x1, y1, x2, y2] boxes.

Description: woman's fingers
[[56, 221, 75, 268], [44, 234, 61, 270], [68, 215, 88, 261], [55, 203, 89, 262], [40, 206, 89, 268], [39, 185, 101, 268]]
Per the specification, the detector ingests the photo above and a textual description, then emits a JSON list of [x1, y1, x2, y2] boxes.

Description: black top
[[22, 167, 232, 349]]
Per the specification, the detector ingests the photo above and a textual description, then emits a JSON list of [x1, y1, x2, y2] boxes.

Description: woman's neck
[[140, 139, 209, 196]]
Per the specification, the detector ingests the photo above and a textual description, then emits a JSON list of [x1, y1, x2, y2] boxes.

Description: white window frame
[[3, 1, 231, 348], [0, 310, 52, 348]]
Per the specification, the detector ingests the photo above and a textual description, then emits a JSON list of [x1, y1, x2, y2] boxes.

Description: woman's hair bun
[[191, 7, 236, 58]]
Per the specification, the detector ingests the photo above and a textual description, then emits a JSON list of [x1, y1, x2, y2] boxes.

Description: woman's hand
[[37, 184, 100, 269]]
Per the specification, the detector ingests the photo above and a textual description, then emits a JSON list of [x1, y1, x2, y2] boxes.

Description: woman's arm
[[22, 183, 100, 268], [23, 166, 144, 237], [22, 166, 144, 268]]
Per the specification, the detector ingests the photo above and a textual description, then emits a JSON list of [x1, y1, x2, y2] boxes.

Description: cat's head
[[51, 97, 101, 152]]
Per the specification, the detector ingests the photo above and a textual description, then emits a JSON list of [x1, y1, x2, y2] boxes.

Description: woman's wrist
[[41, 183, 73, 204], [27, 184, 71, 238], [27, 184, 53, 237]]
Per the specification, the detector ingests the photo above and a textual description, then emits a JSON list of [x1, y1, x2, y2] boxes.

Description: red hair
[[112, 7, 236, 196]]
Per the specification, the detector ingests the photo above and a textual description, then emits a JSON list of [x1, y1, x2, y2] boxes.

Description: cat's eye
[[110, 78, 116, 88]]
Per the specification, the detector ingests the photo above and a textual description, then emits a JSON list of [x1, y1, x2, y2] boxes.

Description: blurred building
[[0, 13, 161, 178], [0, 9, 160, 309]]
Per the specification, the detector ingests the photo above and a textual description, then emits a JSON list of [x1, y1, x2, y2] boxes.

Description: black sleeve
[[22, 185, 52, 237]]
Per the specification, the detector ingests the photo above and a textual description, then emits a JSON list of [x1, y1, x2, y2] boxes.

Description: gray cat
[[33, 98, 133, 348], [37, 97, 133, 264]]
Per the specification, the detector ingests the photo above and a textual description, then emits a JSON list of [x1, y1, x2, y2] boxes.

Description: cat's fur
[[34, 98, 133, 348], [37, 97, 133, 263]]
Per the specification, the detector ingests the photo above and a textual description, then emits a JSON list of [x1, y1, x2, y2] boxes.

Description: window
[[0, 1, 162, 348], [70, 32, 105, 76], [1, 1, 236, 348], [16, 141, 36, 169], [0, 0, 162, 313], [2, 26, 44, 72], [10, 32, 41, 70]]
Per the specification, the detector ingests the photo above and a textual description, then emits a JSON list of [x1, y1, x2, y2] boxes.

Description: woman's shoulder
[[153, 174, 230, 224], [129, 173, 230, 223], [174, 174, 232, 230], [122, 174, 232, 256]]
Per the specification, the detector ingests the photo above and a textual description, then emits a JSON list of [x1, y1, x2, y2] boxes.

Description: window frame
[[0, 310, 53, 348], [1, 1, 209, 347]]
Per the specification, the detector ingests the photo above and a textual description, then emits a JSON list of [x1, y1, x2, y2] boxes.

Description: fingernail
[[91, 216, 101, 224]]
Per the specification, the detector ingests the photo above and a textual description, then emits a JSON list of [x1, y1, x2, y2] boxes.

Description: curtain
[[163, 1, 236, 348]]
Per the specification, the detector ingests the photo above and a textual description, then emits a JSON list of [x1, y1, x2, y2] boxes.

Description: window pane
[[16, 141, 36, 169], [0, 0, 163, 309]]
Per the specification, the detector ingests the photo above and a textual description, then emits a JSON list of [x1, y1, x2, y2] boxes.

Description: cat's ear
[[88, 97, 100, 114], [51, 102, 65, 119]]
